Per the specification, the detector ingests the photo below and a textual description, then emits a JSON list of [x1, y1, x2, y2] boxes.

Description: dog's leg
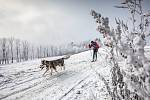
[[60, 65, 63, 70], [61, 60, 65, 70], [43, 67, 49, 76], [54, 67, 58, 73], [53, 65, 58, 73], [48, 65, 52, 75], [50, 66, 53, 75], [40, 65, 44, 70], [61, 65, 65, 70]]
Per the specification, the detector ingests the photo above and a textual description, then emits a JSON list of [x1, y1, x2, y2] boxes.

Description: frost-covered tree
[[91, 0, 150, 99]]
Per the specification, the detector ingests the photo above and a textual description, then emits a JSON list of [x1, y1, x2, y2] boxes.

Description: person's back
[[90, 41, 99, 50]]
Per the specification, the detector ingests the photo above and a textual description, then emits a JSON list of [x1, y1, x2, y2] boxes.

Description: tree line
[[0, 37, 89, 65]]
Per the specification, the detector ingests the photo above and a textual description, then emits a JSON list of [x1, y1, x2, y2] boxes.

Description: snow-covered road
[[0, 49, 112, 100]]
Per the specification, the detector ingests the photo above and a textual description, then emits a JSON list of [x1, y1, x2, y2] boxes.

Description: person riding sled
[[89, 41, 100, 62]]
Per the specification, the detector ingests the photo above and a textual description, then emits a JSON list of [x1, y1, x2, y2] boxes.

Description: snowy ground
[[0, 48, 112, 100], [0, 46, 149, 100]]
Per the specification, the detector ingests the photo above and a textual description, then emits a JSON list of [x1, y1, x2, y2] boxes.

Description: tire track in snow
[[13, 72, 74, 100], [59, 73, 91, 100], [0, 64, 40, 89], [0, 70, 40, 90], [0, 71, 67, 100], [7, 65, 89, 100], [0, 78, 45, 100], [0, 70, 76, 100]]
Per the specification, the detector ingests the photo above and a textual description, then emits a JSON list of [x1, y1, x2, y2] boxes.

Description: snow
[[0, 47, 149, 100], [2, 46, 150, 100]]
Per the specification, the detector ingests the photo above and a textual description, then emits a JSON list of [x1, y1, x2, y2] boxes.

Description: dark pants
[[93, 49, 98, 61]]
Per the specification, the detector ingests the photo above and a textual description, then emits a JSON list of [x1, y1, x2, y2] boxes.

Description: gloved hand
[[89, 44, 91, 48]]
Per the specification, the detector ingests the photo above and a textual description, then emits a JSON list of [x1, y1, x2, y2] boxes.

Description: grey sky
[[0, 0, 150, 46]]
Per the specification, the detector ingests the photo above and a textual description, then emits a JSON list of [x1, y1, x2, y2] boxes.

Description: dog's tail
[[63, 55, 71, 59]]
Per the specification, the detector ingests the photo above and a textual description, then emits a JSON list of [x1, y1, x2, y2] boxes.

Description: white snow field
[[0, 48, 112, 100], [0, 47, 149, 100]]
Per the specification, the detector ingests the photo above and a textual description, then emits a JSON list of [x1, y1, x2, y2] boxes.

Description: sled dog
[[40, 55, 70, 76]]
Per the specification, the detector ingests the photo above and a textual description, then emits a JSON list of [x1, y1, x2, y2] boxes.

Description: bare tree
[[50, 46, 54, 57], [46, 47, 49, 57], [15, 39, 21, 62], [22, 41, 29, 61], [0, 39, 2, 64], [1, 38, 7, 64], [36, 46, 40, 58], [8, 37, 15, 63], [30, 45, 35, 60], [43, 47, 46, 58]]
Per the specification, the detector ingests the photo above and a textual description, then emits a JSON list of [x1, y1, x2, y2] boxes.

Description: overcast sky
[[0, 0, 150, 46]]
